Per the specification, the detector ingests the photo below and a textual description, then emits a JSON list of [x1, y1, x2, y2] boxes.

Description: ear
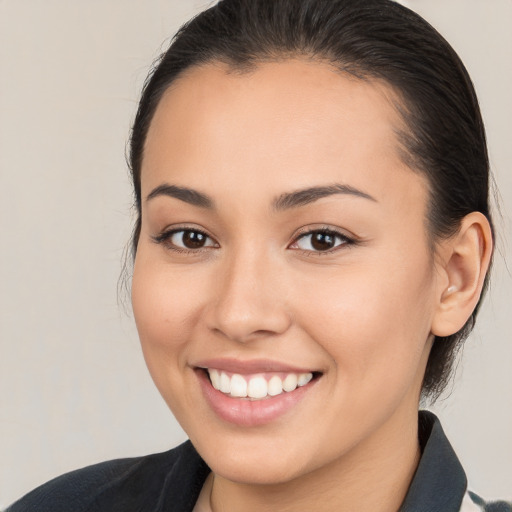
[[431, 212, 493, 337]]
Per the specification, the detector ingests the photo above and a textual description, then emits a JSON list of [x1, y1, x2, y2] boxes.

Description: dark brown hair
[[128, 0, 493, 400]]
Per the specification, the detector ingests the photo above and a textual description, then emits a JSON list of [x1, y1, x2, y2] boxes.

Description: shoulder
[[5, 441, 210, 512]]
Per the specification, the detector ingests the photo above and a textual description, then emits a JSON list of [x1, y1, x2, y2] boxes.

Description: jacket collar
[[399, 410, 467, 512]]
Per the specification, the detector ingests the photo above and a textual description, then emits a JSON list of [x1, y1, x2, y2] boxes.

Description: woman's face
[[132, 60, 441, 484]]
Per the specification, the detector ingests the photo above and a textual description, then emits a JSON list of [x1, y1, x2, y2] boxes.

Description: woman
[[6, 0, 510, 511]]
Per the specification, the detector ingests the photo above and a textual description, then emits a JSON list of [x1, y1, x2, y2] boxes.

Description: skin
[[131, 60, 492, 512]]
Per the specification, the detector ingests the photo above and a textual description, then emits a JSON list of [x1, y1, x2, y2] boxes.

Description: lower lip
[[196, 370, 318, 427]]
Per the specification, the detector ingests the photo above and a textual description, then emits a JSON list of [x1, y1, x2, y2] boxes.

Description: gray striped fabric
[[464, 490, 512, 512]]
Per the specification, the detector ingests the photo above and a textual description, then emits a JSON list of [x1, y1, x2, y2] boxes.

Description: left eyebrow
[[272, 184, 377, 211]]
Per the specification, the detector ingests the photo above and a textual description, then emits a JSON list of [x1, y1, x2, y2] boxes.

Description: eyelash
[[290, 228, 357, 255], [152, 226, 356, 255], [152, 226, 217, 254]]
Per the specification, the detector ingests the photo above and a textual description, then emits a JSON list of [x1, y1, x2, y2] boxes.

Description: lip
[[195, 357, 317, 375], [195, 361, 320, 427]]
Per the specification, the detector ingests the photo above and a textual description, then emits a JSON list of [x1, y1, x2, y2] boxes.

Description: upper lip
[[194, 358, 318, 375]]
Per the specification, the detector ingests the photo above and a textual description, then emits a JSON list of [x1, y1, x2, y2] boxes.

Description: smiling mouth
[[195, 363, 322, 426], [204, 368, 320, 400]]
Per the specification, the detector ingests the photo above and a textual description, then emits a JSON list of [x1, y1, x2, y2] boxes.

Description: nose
[[205, 249, 292, 343]]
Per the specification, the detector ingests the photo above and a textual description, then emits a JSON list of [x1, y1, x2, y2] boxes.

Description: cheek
[[131, 250, 215, 427], [292, 252, 436, 393], [133, 246, 200, 328], [131, 249, 205, 377]]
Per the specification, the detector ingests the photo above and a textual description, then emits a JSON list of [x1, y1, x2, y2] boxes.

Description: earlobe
[[431, 212, 493, 337]]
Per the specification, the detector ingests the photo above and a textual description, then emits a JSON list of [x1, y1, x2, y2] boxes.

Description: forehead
[[142, 59, 426, 210], [146, 59, 404, 154]]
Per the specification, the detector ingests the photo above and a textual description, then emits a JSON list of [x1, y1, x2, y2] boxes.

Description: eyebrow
[[146, 184, 214, 209], [146, 182, 376, 211], [272, 184, 377, 211]]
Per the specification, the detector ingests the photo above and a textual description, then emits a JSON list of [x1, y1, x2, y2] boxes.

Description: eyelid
[[151, 223, 357, 255], [288, 225, 357, 253], [152, 224, 219, 252], [292, 224, 355, 239]]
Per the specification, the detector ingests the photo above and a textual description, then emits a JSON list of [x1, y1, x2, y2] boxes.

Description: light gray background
[[0, 0, 510, 507]]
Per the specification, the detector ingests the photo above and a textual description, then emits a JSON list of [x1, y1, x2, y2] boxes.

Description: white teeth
[[298, 372, 313, 386], [283, 373, 298, 392], [247, 376, 268, 399], [230, 374, 248, 398], [207, 369, 314, 400], [219, 372, 231, 394], [267, 375, 283, 396], [209, 369, 221, 390]]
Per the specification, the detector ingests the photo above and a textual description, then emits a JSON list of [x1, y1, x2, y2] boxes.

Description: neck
[[209, 409, 421, 512]]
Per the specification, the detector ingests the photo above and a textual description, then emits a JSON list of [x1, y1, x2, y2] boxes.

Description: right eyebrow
[[146, 183, 215, 209]]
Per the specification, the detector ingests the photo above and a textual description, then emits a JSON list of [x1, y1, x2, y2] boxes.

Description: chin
[[207, 449, 310, 485], [187, 423, 328, 486]]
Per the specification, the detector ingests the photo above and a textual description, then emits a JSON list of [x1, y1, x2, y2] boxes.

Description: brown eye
[[311, 232, 336, 251], [181, 230, 208, 248], [153, 228, 217, 251], [292, 230, 352, 253]]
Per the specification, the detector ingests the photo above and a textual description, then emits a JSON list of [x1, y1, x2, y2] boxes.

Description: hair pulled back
[[128, 0, 493, 400]]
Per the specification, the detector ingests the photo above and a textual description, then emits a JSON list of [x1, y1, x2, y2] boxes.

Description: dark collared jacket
[[5, 412, 511, 512]]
